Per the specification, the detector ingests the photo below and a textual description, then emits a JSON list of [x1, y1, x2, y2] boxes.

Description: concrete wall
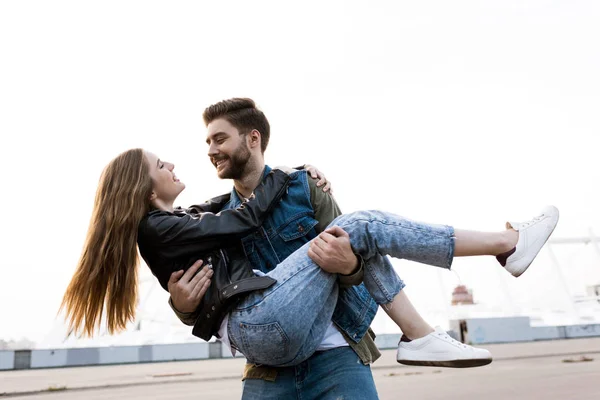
[[152, 343, 210, 362], [531, 326, 565, 341], [374, 333, 401, 349], [30, 349, 69, 369], [450, 317, 534, 344], [565, 324, 600, 338], [1, 320, 599, 371], [530, 324, 600, 341], [0, 350, 14, 370]]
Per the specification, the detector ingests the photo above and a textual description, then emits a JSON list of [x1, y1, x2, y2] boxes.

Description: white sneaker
[[396, 327, 492, 368], [499, 205, 560, 277]]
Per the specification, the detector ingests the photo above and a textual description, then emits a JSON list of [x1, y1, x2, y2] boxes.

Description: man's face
[[206, 118, 252, 180]]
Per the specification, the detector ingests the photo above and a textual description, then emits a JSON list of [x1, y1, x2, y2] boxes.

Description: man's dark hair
[[203, 98, 270, 153]]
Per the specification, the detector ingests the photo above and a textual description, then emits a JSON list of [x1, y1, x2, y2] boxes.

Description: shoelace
[[519, 213, 546, 229], [437, 332, 469, 349]]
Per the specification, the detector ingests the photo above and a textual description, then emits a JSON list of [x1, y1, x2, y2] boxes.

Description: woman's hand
[[168, 259, 213, 313], [304, 164, 332, 194]]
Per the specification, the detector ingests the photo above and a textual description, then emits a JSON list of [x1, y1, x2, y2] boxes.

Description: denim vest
[[222, 166, 377, 342]]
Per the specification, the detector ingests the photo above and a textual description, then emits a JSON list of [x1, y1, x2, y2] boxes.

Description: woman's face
[[144, 151, 185, 205]]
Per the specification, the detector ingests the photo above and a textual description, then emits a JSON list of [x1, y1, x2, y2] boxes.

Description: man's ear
[[248, 129, 261, 149]]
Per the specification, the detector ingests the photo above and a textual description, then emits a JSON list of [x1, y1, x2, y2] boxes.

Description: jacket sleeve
[[168, 297, 199, 326], [140, 170, 290, 254], [186, 193, 232, 214]]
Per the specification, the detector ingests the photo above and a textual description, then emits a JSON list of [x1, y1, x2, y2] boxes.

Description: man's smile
[[215, 159, 228, 170]]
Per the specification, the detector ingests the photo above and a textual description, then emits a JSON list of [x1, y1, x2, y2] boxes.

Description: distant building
[[451, 285, 474, 305], [587, 284, 600, 304]]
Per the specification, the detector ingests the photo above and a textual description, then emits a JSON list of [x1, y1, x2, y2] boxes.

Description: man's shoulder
[[265, 165, 312, 199], [267, 165, 308, 181]]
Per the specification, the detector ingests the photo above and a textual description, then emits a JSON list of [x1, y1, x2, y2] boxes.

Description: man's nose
[[208, 143, 219, 157]]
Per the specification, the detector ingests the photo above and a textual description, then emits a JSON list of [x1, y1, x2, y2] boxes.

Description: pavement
[[1, 338, 600, 399]]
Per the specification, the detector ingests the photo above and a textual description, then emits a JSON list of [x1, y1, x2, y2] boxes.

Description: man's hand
[[168, 260, 213, 313], [308, 226, 359, 275], [304, 164, 333, 194]]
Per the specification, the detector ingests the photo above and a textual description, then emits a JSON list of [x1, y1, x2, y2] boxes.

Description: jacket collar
[[229, 165, 271, 206]]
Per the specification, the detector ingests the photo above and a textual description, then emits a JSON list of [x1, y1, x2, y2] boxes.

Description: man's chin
[[216, 167, 234, 180], [216, 163, 247, 180]]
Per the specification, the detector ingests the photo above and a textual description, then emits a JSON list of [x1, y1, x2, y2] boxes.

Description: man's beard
[[217, 141, 252, 180]]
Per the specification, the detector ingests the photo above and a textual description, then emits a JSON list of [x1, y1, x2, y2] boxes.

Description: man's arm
[[307, 175, 364, 286], [308, 172, 342, 233]]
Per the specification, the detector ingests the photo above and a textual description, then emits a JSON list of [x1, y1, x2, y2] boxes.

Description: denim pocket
[[277, 215, 318, 242], [239, 321, 290, 365]]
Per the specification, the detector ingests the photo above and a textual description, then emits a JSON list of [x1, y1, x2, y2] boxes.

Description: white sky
[[1, 1, 600, 344]]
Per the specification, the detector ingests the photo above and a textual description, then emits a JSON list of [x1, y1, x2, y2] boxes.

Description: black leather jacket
[[137, 170, 291, 341]]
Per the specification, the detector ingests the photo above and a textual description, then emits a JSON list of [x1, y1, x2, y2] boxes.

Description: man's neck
[[233, 162, 266, 199]]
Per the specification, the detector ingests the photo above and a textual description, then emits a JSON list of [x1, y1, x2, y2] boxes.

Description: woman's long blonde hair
[[60, 148, 153, 336]]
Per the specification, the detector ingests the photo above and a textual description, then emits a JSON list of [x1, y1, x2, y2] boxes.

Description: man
[[167, 98, 487, 399]]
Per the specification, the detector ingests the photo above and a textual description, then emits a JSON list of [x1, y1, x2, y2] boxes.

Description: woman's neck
[[152, 199, 175, 212]]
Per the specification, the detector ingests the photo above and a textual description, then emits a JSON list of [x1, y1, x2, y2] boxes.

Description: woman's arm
[[187, 164, 332, 214], [139, 169, 290, 253]]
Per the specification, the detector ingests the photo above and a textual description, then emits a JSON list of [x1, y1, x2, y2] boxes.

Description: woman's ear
[[149, 191, 157, 201]]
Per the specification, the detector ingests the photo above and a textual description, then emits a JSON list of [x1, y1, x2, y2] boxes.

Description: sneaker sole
[[397, 358, 493, 368], [510, 214, 559, 277]]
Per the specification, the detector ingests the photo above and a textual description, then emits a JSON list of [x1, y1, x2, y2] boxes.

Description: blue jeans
[[242, 347, 379, 400], [228, 210, 455, 367]]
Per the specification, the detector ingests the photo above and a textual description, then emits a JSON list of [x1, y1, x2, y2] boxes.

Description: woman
[[61, 149, 559, 368]]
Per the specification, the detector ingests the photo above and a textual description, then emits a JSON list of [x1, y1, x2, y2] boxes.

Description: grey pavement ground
[[2, 338, 600, 399]]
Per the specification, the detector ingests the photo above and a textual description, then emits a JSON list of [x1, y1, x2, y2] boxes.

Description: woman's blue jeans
[[228, 210, 455, 367]]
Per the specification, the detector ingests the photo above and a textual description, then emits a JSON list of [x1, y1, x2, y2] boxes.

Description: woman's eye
[[160, 163, 165, 169]]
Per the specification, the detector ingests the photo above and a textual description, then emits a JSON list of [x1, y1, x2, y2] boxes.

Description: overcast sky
[[1, 1, 599, 345]]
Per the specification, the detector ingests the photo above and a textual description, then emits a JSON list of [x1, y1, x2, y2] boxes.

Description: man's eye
[[217, 139, 225, 144]]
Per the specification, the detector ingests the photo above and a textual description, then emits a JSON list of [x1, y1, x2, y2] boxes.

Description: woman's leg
[[226, 211, 481, 366], [330, 207, 558, 282], [327, 207, 558, 366], [227, 219, 412, 367], [382, 290, 434, 339], [349, 223, 517, 339], [330, 211, 514, 267], [227, 241, 347, 367], [229, 208, 557, 367], [453, 228, 517, 256]]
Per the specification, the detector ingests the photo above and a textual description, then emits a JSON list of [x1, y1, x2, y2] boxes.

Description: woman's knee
[[331, 210, 378, 227]]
